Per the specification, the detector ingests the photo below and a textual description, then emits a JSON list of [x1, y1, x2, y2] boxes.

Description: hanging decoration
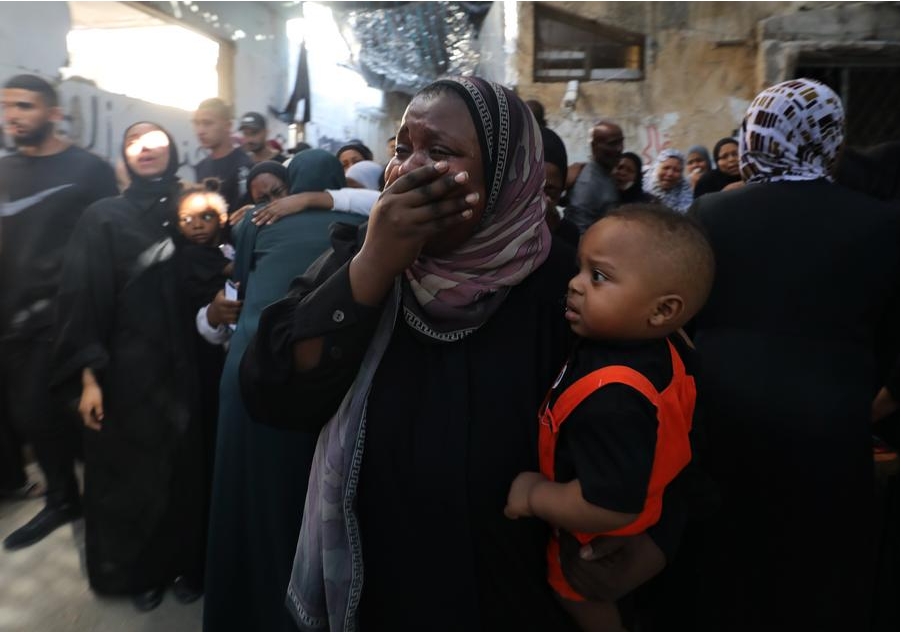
[[330, 1, 491, 95]]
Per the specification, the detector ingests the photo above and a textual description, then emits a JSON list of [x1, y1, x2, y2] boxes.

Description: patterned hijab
[[402, 76, 551, 341], [643, 148, 694, 212], [739, 78, 845, 184]]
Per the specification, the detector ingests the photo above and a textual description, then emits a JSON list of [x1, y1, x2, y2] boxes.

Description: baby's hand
[[504, 471, 546, 520]]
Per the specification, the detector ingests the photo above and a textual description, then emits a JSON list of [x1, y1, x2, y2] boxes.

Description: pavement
[[0, 465, 202, 632]]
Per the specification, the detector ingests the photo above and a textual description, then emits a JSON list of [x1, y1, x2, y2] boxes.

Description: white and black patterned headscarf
[[739, 78, 845, 184]]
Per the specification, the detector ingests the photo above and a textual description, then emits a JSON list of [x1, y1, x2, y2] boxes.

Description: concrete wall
[[0, 1, 290, 181], [757, 1, 899, 88], [514, 1, 897, 165], [0, 2, 71, 78]]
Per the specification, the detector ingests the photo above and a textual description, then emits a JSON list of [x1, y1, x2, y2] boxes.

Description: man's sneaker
[[2, 502, 82, 550], [172, 575, 203, 604], [132, 587, 165, 612]]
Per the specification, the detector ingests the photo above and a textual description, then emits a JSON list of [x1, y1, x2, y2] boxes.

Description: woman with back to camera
[[52, 122, 206, 611], [242, 76, 689, 631], [203, 152, 368, 632], [689, 78, 898, 631]]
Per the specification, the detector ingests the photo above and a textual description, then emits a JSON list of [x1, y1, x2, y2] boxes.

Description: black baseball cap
[[239, 112, 266, 132]]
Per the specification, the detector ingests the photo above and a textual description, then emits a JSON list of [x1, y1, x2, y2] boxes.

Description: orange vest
[[538, 339, 695, 601]]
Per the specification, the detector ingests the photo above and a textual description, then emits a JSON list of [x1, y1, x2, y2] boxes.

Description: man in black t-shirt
[[192, 98, 253, 216], [0, 74, 118, 550]]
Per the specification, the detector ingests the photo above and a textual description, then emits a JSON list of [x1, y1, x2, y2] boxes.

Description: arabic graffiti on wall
[[2, 79, 206, 180], [636, 112, 680, 166]]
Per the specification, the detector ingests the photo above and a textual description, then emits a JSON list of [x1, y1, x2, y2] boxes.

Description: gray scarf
[[286, 280, 401, 632]]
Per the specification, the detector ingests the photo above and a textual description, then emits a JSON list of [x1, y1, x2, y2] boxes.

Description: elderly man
[[563, 120, 624, 233]]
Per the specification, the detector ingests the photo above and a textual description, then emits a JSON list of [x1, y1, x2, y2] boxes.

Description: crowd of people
[[0, 70, 897, 632]]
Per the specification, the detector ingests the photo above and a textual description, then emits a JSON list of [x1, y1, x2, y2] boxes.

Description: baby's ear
[[649, 294, 684, 328]]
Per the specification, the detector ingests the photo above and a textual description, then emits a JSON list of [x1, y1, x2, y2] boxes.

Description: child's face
[[178, 193, 223, 245], [566, 218, 665, 340]]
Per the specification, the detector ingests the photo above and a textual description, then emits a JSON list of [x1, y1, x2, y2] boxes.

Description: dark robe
[[52, 186, 206, 594], [241, 221, 709, 629], [242, 231, 580, 631], [688, 180, 899, 631], [692, 169, 740, 199], [174, 239, 231, 586]]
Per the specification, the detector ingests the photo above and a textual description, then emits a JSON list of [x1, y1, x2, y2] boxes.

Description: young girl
[[176, 180, 242, 344], [175, 181, 240, 605]]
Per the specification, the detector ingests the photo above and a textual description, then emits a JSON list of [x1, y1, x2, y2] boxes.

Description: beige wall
[[516, 1, 801, 164]]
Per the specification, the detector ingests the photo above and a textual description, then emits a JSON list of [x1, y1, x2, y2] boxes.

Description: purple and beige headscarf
[[643, 148, 695, 213], [285, 78, 552, 631], [402, 76, 551, 341], [739, 78, 845, 184]]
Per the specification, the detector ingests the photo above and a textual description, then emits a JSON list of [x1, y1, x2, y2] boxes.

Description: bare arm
[[78, 367, 104, 431], [505, 472, 638, 534], [251, 191, 334, 226]]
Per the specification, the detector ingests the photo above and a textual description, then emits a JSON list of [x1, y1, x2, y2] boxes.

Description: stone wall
[[0, 1, 290, 179], [514, 1, 897, 164]]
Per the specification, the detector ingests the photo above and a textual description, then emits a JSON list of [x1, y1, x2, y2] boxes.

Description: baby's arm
[[505, 473, 638, 534]]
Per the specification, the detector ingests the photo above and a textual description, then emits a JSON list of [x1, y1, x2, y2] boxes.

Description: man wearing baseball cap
[[239, 112, 287, 164]]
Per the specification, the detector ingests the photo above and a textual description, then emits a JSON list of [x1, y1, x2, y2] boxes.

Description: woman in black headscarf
[[692, 137, 741, 198], [612, 151, 656, 205], [53, 122, 207, 611]]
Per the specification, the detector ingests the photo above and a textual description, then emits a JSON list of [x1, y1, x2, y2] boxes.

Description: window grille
[[533, 5, 644, 82], [795, 63, 899, 148]]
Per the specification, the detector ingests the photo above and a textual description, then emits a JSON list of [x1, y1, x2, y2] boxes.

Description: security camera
[[562, 80, 579, 109]]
